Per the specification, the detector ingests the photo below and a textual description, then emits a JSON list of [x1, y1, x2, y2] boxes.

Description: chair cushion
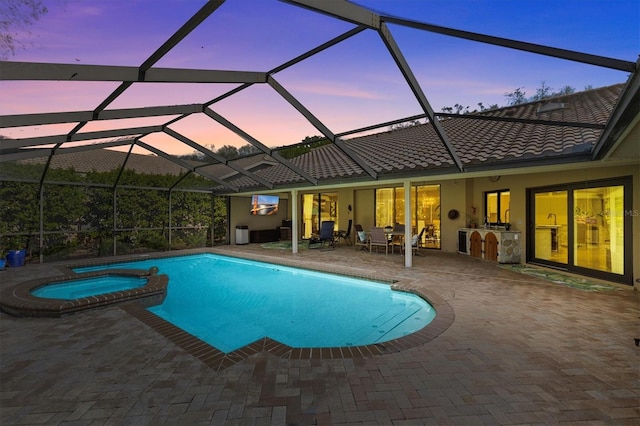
[[358, 231, 367, 242]]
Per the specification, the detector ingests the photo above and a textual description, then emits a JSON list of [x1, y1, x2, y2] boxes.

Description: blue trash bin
[[6, 249, 26, 267]]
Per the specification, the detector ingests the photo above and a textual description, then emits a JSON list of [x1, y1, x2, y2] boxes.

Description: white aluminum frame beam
[[280, 0, 464, 171], [1, 126, 160, 150], [203, 107, 319, 185], [284, 0, 635, 73], [163, 127, 274, 189], [0, 139, 136, 163], [281, 0, 379, 28], [136, 140, 239, 192], [267, 75, 378, 179], [379, 22, 464, 171], [0, 104, 204, 128], [592, 65, 640, 159], [382, 15, 636, 73], [0, 61, 267, 84]]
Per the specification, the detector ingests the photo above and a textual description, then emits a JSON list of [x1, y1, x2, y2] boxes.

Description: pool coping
[[4, 250, 455, 370]]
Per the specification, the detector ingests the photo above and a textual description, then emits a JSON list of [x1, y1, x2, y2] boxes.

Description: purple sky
[[2, 0, 638, 155]]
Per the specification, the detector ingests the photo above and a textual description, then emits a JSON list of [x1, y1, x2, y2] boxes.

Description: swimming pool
[[76, 254, 435, 353]]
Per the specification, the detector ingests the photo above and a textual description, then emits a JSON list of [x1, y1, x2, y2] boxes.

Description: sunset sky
[[2, 0, 638, 155]]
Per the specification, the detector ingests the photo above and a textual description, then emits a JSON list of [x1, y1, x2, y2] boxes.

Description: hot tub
[[0, 268, 168, 317]]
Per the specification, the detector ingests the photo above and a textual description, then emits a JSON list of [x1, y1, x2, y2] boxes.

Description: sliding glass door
[[533, 190, 568, 264], [301, 193, 337, 239], [574, 185, 625, 275], [375, 184, 441, 249], [528, 177, 632, 284]]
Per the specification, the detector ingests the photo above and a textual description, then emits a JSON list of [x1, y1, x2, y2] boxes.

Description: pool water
[[31, 276, 147, 300], [75, 254, 435, 353]]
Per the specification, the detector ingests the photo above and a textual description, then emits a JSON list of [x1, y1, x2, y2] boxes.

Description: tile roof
[[18, 83, 625, 193], [20, 149, 189, 176], [223, 83, 624, 191]]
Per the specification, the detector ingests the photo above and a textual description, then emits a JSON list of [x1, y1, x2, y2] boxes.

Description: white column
[[404, 180, 412, 267], [291, 189, 298, 254]]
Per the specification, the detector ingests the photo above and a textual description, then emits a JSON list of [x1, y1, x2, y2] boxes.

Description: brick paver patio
[[1, 245, 638, 425]]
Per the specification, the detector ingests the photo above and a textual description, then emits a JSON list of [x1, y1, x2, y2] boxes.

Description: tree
[[509, 81, 576, 104], [504, 87, 527, 106], [277, 136, 331, 159], [237, 144, 260, 157], [389, 120, 421, 130], [215, 145, 239, 159], [556, 85, 576, 96], [0, 0, 49, 59], [531, 81, 553, 101], [441, 81, 580, 114], [477, 102, 499, 112]]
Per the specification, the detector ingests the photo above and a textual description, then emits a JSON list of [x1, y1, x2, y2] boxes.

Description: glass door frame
[[526, 176, 633, 285], [301, 192, 338, 239], [374, 184, 441, 249]]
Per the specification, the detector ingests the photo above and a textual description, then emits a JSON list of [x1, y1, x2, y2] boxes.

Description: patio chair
[[354, 224, 368, 251], [424, 224, 436, 246], [402, 227, 427, 256], [390, 223, 405, 254], [309, 220, 335, 250], [335, 219, 352, 245], [368, 227, 389, 255]]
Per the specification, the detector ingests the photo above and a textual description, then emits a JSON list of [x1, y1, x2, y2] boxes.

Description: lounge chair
[[309, 220, 335, 250], [354, 224, 368, 251], [368, 227, 389, 255], [335, 219, 352, 245]]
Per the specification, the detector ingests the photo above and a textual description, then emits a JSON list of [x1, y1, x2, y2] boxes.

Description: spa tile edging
[[0, 269, 168, 317]]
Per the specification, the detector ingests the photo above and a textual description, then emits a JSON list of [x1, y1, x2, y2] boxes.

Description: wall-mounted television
[[250, 194, 279, 216]]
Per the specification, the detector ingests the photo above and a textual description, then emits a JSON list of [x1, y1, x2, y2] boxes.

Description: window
[[375, 185, 441, 248], [485, 189, 510, 225]]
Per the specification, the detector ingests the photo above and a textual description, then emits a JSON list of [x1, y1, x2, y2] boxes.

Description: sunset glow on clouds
[[2, 0, 637, 154]]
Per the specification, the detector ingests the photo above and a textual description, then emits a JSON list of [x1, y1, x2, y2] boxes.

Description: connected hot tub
[[0, 268, 168, 317]]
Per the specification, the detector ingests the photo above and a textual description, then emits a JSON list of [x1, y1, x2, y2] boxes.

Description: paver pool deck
[[1, 245, 638, 425]]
